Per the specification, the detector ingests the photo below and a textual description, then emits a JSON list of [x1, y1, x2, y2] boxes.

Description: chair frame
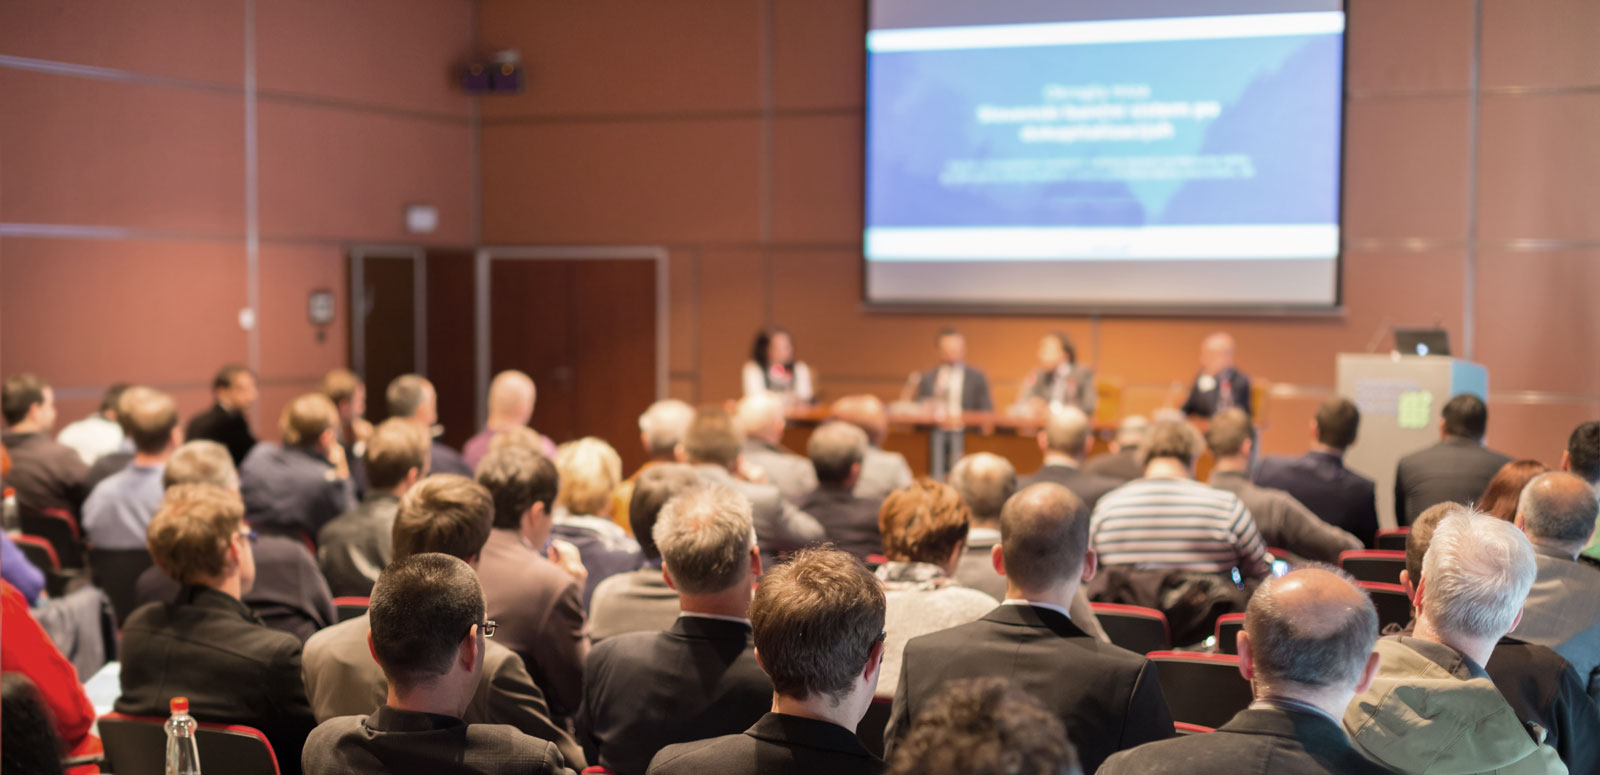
[[98, 712, 281, 775], [1090, 602, 1173, 651]]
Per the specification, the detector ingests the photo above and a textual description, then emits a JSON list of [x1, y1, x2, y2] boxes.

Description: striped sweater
[[1090, 477, 1272, 579]]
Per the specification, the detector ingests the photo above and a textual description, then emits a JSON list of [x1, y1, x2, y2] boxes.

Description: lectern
[[1335, 354, 1489, 530]]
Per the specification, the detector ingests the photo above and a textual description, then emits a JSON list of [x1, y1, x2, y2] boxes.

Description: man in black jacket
[[885, 483, 1172, 774], [1394, 393, 1512, 526], [184, 363, 258, 467], [1098, 568, 1392, 775], [795, 421, 883, 562], [1180, 333, 1252, 419], [1020, 406, 1122, 510], [1254, 398, 1380, 548]]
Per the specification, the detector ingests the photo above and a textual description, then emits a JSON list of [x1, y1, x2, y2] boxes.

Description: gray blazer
[[587, 568, 680, 643], [1514, 545, 1600, 704], [693, 464, 823, 563], [1394, 438, 1512, 526], [739, 439, 817, 501], [854, 447, 913, 500]]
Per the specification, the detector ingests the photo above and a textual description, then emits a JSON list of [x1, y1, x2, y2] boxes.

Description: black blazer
[[578, 616, 773, 775], [115, 586, 317, 775], [1394, 438, 1512, 526], [1254, 451, 1380, 548], [1097, 706, 1395, 775], [1181, 368, 1252, 419], [884, 604, 1171, 774], [913, 364, 994, 412], [1020, 464, 1122, 510], [794, 487, 884, 562], [647, 713, 882, 775], [1486, 636, 1600, 774], [1084, 448, 1146, 483], [302, 706, 576, 775]]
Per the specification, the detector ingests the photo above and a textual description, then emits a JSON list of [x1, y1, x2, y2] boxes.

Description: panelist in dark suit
[[912, 328, 993, 412], [1021, 407, 1122, 510], [1394, 393, 1512, 526], [1181, 333, 1252, 418], [301, 554, 576, 775], [1098, 568, 1391, 775], [647, 548, 887, 775], [1014, 332, 1097, 416], [1254, 398, 1380, 548], [885, 483, 1172, 774], [795, 421, 884, 561], [579, 484, 772, 775]]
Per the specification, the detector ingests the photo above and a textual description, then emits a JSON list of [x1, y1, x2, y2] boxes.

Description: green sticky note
[[1397, 391, 1433, 429]]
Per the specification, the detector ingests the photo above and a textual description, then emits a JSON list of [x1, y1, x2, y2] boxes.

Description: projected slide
[[864, 1, 1345, 309]]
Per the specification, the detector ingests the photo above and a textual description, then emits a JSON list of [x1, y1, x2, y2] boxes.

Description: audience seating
[[333, 596, 370, 622], [1175, 722, 1216, 735], [1147, 652, 1252, 729], [19, 505, 85, 569], [13, 533, 76, 598], [99, 713, 280, 775], [89, 547, 156, 625], [1357, 581, 1414, 631], [1213, 613, 1246, 655], [1091, 603, 1172, 654], [1338, 550, 1406, 585], [1375, 527, 1410, 551], [856, 696, 893, 759]]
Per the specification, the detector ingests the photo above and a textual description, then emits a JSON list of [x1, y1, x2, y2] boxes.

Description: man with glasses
[[303, 552, 577, 775]]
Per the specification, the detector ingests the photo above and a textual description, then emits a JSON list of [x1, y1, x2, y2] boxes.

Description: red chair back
[[1213, 613, 1246, 655], [1338, 550, 1406, 585], [1375, 527, 1411, 551], [1357, 581, 1414, 630], [1147, 651, 1252, 729], [333, 596, 370, 622], [1090, 603, 1172, 654], [98, 712, 280, 775], [20, 505, 85, 568]]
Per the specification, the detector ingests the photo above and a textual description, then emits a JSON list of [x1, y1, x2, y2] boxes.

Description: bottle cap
[[170, 697, 189, 713]]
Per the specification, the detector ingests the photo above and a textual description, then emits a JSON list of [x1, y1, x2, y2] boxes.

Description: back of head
[[164, 440, 239, 491], [475, 444, 559, 530], [1139, 420, 1204, 468], [879, 479, 972, 564], [1206, 408, 1253, 458], [1477, 460, 1550, 522], [629, 464, 703, 560], [320, 368, 363, 409], [488, 370, 536, 421], [830, 394, 889, 445], [386, 374, 433, 421], [279, 393, 339, 447], [1405, 502, 1457, 583], [2, 673, 66, 775], [653, 484, 755, 594], [369, 553, 484, 693], [948, 452, 1017, 521], [120, 386, 179, 455], [554, 437, 622, 516], [100, 383, 132, 416], [392, 474, 493, 562], [684, 406, 744, 467], [1, 373, 47, 427], [749, 547, 886, 702], [1518, 472, 1600, 549], [1113, 415, 1149, 449], [146, 484, 244, 585], [999, 483, 1090, 592], [639, 399, 695, 459], [487, 425, 544, 457], [365, 418, 431, 491], [212, 363, 251, 393], [1244, 568, 1378, 695], [1314, 398, 1361, 451], [1441, 394, 1488, 441], [1042, 407, 1092, 456], [889, 677, 1080, 775], [1568, 421, 1600, 485], [1421, 508, 1538, 642], [737, 392, 786, 437], [808, 421, 868, 486]]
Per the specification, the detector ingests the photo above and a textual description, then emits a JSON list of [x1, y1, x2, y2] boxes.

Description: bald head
[[1201, 332, 1236, 375], [949, 452, 1017, 522], [736, 392, 786, 443], [999, 483, 1090, 592], [487, 370, 536, 424], [1517, 472, 1600, 553], [830, 394, 889, 446], [1244, 568, 1378, 694], [1041, 407, 1092, 458]]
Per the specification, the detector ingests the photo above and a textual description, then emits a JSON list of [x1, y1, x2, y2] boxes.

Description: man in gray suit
[[680, 407, 823, 565], [735, 392, 816, 500], [1394, 394, 1512, 526], [829, 395, 913, 500], [588, 465, 701, 641], [1513, 472, 1600, 703]]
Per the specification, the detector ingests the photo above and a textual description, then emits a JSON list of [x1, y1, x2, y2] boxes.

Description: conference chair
[[13, 534, 75, 598], [88, 547, 156, 625], [19, 505, 85, 569], [99, 713, 280, 775], [1357, 581, 1413, 631], [334, 596, 370, 622], [1147, 652, 1252, 730], [1338, 550, 1406, 585], [1375, 527, 1410, 552], [1090, 603, 1171, 654], [1213, 613, 1246, 655], [856, 696, 894, 759]]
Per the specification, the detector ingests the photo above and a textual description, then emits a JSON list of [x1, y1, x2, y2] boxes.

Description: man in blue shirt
[[82, 387, 180, 549]]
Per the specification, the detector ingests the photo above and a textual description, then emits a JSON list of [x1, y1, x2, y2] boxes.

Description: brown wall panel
[[771, 0, 865, 110], [770, 115, 863, 243], [1481, 0, 1600, 89], [256, 244, 349, 383], [1342, 96, 1471, 241], [1483, 400, 1600, 464], [695, 250, 767, 402], [1474, 249, 1600, 394], [668, 251, 698, 375], [1345, 0, 1472, 94], [0, 0, 244, 84], [1476, 94, 1600, 241]]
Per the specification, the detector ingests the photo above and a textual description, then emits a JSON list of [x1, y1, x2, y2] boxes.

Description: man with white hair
[[1344, 509, 1565, 774], [614, 400, 696, 532], [1514, 472, 1600, 704], [735, 392, 815, 500], [463, 370, 556, 470], [1022, 407, 1122, 510]]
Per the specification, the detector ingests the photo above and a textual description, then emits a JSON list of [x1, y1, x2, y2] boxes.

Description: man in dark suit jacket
[[579, 484, 773, 774], [184, 363, 259, 467], [1254, 398, 1380, 547], [115, 484, 316, 775], [301, 554, 577, 775], [1394, 393, 1512, 526], [1021, 406, 1122, 510], [1, 373, 90, 514], [385, 373, 473, 477], [1180, 333, 1252, 419], [1099, 568, 1391, 775], [1084, 416, 1149, 483], [912, 328, 993, 412], [885, 483, 1172, 774], [795, 422, 883, 561], [647, 547, 887, 775], [589, 465, 700, 642]]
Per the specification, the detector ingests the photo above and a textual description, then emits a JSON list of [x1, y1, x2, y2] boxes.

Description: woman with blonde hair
[[551, 437, 642, 607]]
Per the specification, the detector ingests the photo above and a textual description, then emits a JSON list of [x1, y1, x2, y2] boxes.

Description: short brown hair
[[147, 484, 245, 584], [1000, 483, 1091, 590], [279, 393, 339, 446], [392, 475, 493, 562], [120, 387, 179, 455], [1139, 420, 1205, 467], [683, 407, 743, 467], [879, 479, 972, 564], [365, 418, 430, 491], [1206, 408, 1253, 458], [1314, 398, 1361, 450], [1405, 501, 1458, 583], [475, 445, 559, 530], [654, 484, 755, 594], [369, 553, 484, 692], [629, 464, 703, 560], [1, 374, 47, 426], [164, 440, 239, 491], [749, 547, 885, 701], [487, 425, 544, 456], [321, 368, 363, 408]]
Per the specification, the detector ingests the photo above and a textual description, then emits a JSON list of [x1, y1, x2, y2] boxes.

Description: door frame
[[474, 246, 670, 429], [348, 244, 428, 381]]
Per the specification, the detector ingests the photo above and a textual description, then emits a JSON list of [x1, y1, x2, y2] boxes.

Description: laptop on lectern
[[1393, 328, 1451, 357]]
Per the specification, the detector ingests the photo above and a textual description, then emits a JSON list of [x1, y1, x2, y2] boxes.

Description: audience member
[[117, 484, 317, 775], [1021, 407, 1121, 508], [1394, 394, 1512, 526], [2, 673, 69, 775], [829, 394, 914, 500], [1014, 332, 1096, 417], [888, 677, 1080, 775], [613, 399, 696, 534], [55, 382, 129, 466], [647, 547, 887, 775], [185, 363, 259, 466], [736, 391, 817, 499], [912, 327, 993, 412], [301, 473, 582, 766], [320, 368, 373, 496], [680, 406, 823, 563], [795, 421, 883, 561], [2, 373, 89, 513], [1181, 333, 1252, 418], [162, 439, 240, 491], [386, 374, 473, 476], [1254, 397, 1380, 547], [317, 418, 430, 596], [462, 369, 556, 470], [2, 582, 103, 771], [552, 437, 643, 606], [1479, 459, 1552, 522], [1083, 415, 1148, 483], [589, 464, 701, 641], [239, 393, 355, 540], [886, 483, 1172, 773], [81, 386, 179, 550], [301, 553, 578, 775], [1346, 509, 1564, 774], [1100, 568, 1388, 775], [743, 327, 814, 407], [1513, 473, 1600, 703], [1205, 408, 1361, 563], [579, 485, 772, 774], [1565, 421, 1600, 487], [474, 448, 589, 724]]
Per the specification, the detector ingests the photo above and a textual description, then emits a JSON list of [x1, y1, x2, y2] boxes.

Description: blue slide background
[[866, 33, 1343, 229]]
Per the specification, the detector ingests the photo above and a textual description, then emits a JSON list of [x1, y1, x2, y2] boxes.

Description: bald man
[[1181, 333, 1252, 419], [1100, 569, 1389, 775], [735, 392, 816, 500], [1021, 407, 1122, 510], [1514, 472, 1600, 705], [829, 395, 913, 500], [462, 370, 556, 470]]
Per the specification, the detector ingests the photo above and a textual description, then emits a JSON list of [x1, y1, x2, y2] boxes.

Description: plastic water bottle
[[165, 696, 201, 775]]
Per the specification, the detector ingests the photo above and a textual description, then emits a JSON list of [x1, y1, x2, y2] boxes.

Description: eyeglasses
[[480, 619, 497, 639], [236, 528, 258, 544]]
